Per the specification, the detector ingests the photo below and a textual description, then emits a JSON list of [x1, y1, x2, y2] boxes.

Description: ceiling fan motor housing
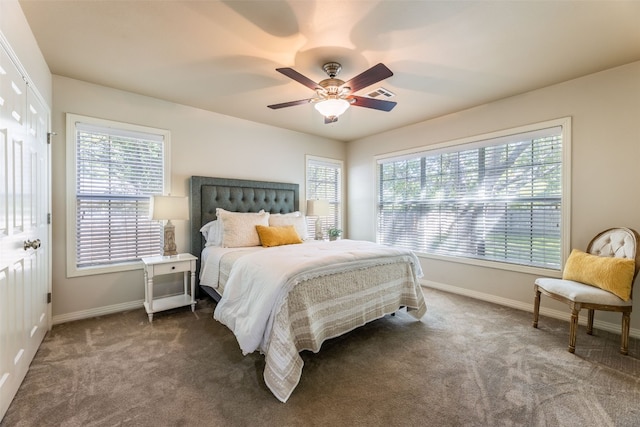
[[318, 62, 347, 96], [322, 62, 342, 78], [318, 78, 346, 96]]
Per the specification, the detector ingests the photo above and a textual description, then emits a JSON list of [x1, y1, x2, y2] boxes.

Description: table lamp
[[149, 195, 189, 256], [306, 199, 330, 240]]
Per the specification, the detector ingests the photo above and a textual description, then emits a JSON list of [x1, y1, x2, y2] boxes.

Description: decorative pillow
[[269, 214, 308, 240], [255, 225, 303, 248], [562, 249, 635, 301], [216, 209, 269, 248], [271, 211, 302, 217], [200, 220, 222, 247]]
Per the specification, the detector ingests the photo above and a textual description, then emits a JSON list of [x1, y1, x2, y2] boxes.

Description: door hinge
[[47, 213, 51, 224], [47, 132, 56, 144], [47, 292, 52, 304]]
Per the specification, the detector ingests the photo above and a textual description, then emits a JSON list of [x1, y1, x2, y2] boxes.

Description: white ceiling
[[19, 0, 640, 142]]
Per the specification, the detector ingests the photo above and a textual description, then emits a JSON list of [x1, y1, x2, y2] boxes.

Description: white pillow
[[217, 209, 269, 248], [271, 211, 302, 218], [269, 214, 308, 240], [200, 220, 222, 247]]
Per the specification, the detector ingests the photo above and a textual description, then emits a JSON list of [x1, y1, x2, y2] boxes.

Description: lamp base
[[163, 220, 178, 256], [315, 217, 323, 240]]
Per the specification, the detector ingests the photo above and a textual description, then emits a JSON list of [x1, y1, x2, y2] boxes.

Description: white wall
[[348, 61, 640, 336], [51, 76, 345, 322]]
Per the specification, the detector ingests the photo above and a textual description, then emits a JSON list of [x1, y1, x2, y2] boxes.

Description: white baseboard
[[52, 300, 144, 325], [421, 279, 640, 339]]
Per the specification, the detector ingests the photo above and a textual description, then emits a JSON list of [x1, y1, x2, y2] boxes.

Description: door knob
[[23, 239, 41, 251]]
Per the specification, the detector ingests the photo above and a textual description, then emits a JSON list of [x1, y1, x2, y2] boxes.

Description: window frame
[[305, 155, 344, 238], [375, 117, 571, 276], [65, 113, 171, 277]]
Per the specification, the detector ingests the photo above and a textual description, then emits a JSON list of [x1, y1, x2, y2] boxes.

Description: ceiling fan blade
[[276, 68, 322, 91], [342, 63, 393, 93], [267, 99, 312, 109], [324, 116, 338, 124], [349, 95, 397, 112]]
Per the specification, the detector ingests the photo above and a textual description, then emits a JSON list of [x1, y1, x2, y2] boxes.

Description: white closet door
[[0, 43, 51, 420]]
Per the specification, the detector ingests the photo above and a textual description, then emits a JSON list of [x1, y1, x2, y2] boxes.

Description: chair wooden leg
[[533, 288, 541, 328], [587, 309, 594, 335], [621, 312, 630, 355], [568, 305, 580, 353]]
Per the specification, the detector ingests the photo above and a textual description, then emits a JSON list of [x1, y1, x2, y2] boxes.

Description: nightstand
[[141, 253, 197, 322]]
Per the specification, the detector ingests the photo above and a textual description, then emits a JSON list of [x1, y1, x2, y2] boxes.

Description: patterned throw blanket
[[212, 240, 427, 401]]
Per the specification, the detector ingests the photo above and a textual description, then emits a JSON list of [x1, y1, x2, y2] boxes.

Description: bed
[[189, 176, 427, 402]]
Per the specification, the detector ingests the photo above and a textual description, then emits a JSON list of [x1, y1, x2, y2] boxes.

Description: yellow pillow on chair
[[255, 225, 303, 248], [562, 249, 635, 301]]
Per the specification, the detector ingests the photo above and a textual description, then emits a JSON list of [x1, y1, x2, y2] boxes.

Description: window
[[377, 118, 570, 272], [66, 114, 170, 276], [306, 155, 343, 237]]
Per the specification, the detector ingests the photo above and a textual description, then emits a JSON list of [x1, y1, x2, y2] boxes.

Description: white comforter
[[213, 239, 423, 355]]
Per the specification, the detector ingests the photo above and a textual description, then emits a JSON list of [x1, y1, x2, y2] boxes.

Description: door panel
[[24, 88, 48, 357], [0, 129, 6, 236], [0, 43, 50, 419], [12, 139, 23, 233], [0, 268, 13, 406]]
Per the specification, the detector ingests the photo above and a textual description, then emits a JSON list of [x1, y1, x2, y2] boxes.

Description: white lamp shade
[[314, 99, 350, 118], [306, 199, 330, 217], [149, 195, 189, 221]]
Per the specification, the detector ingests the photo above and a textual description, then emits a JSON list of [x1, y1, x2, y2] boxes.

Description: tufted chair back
[[587, 227, 640, 298]]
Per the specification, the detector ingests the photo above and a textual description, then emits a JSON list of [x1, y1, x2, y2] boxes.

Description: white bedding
[[199, 245, 258, 292], [210, 239, 423, 355]]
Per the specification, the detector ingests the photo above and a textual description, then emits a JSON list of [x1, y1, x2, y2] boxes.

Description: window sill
[[67, 260, 144, 278], [414, 251, 562, 278]]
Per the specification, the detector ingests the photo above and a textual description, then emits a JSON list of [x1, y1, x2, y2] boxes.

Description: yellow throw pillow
[[562, 249, 635, 301], [255, 225, 303, 248]]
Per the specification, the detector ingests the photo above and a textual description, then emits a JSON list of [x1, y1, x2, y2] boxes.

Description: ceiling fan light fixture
[[314, 98, 350, 119]]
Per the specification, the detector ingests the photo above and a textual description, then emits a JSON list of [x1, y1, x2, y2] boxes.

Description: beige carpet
[[2, 288, 639, 427]]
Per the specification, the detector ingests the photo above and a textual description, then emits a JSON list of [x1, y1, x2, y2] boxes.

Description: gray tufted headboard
[[189, 176, 299, 292]]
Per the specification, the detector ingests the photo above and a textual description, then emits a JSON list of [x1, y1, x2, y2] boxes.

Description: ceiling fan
[[267, 62, 397, 124]]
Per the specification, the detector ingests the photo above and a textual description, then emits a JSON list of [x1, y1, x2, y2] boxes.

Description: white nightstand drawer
[[154, 261, 191, 275]]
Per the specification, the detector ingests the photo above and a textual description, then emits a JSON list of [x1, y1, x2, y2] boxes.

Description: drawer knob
[[171, 266, 176, 270]]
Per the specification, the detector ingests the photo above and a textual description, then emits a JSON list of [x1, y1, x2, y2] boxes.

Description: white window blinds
[[377, 125, 565, 270], [75, 122, 164, 267], [306, 156, 343, 235]]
